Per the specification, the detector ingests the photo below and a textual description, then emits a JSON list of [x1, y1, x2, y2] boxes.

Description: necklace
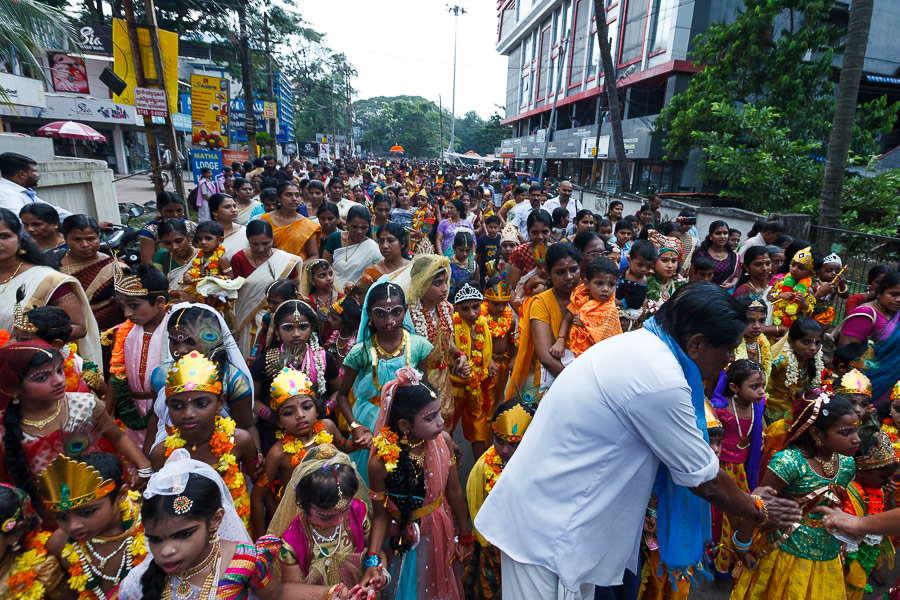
[[343, 236, 362, 263], [0, 261, 23, 285], [21, 397, 62, 430], [374, 333, 404, 358], [407, 447, 425, 469], [172, 540, 219, 600], [403, 438, 425, 449], [308, 520, 344, 567], [86, 536, 129, 569], [311, 523, 341, 543], [813, 452, 838, 478], [730, 399, 753, 450]]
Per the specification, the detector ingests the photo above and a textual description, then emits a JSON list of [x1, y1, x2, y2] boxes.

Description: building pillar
[[112, 125, 128, 175]]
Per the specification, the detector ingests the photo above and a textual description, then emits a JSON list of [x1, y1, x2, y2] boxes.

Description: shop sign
[[581, 135, 609, 158], [190, 149, 222, 184], [76, 24, 113, 54], [298, 142, 318, 158], [42, 95, 137, 124], [223, 149, 249, 165], [134, 87, 168, 117], [0, 73, 46, 108], [190, 74, 228, 149]]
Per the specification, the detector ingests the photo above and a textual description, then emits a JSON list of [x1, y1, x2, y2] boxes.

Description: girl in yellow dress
[[730, 392, 860, 600]]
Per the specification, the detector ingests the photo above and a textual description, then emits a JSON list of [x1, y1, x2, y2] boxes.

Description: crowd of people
[[0, 148, 900, 599]]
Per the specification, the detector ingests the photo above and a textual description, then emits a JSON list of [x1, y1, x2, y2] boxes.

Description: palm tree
[[818, 0, 875, 250], [0, 0, 77, 104]]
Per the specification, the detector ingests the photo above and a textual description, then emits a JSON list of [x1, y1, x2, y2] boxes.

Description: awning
[[865, 75, 900, 86]]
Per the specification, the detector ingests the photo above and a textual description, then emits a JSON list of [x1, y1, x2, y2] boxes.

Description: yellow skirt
[[714, 461, 750, 575], [730, 548, 846, 600]]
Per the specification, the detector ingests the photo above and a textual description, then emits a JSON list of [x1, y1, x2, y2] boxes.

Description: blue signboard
[[275, 73, 294, 144], [190, 149, 223, 184], [230, 99, 266, 142]]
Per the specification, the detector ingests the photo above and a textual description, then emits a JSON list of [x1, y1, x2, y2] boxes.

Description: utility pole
[[344, 65, 356, 158], [263, 13, 276, 155], [238, 0, 256, 160], [537, 38, 567, 187], [446, 4, 467, 154], [330, 76, 336, 158], [439, 94, 444, 162]]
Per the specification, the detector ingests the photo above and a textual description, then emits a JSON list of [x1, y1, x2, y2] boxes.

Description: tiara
[[823, 252, 842, 268], [492, 403, 533, 443], [500, 222, 519, 244], [857, 430, 898, 471], [112, 255, 151, 296], [792, 246, 815, 271], [165, 351, 222, 398], [892, 379, 900, 402], [835, 369, 872, 398], [484, 278, 511, 302], [37, 454, 116, 511], [270, 367, 315, 412], [13, 285, 37, 333], [454, 282, 484, 304], [748, 298, 767, 311]]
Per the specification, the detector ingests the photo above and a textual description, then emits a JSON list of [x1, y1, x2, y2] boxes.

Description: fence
[[809, 224, 900, 322]]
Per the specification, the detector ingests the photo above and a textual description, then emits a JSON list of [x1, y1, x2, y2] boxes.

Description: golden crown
[[37, 454, 116, 511], [270, 367, 315, 412], [856, 430, 898, 471], [500, 222, 519, 244], [165, 351, 222, 398], [892, 379, 900, 402], [485, 278, 511, 302], [112, 256, 150, 296], [705, 399, 723, 431], [492, 403, 533, 443], [836, 369, 872, 398], [748, 298, 767, 311], [792, 246, 815, 271], [13, 285, 37, 333]]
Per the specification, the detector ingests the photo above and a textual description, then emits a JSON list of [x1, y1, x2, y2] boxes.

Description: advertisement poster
[[223, 150, 249, 166], [48, 53, 89, 93], [190, 74, 228, 149], [134, 87, 168, 117], [190, 149, 223, 184], [112, 18, 179, 114]]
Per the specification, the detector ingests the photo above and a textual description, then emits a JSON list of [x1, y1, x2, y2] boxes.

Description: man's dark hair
[[655, 282, 747, 349], [761, 221, 785, 233], [0, 153, 36, 178]]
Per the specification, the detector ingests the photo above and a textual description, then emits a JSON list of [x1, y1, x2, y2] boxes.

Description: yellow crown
[[13, 285, 36, 333], [270, 367, 315, 412], [500, 222, 519, 244], [165, 351, 222, 398], [857, 430, 898, 471], [705, 399, 723, 430], [37, 454, 116, 511], [492, 403, 533, 443], [892, 379, 900, 401], [484, 278, 511, 302], [112, 256, 150, 296], [835, 369, 872, 398], [792, 246, 815, 271]]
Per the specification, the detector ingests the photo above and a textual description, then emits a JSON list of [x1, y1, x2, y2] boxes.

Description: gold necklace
[[0, 261, 23, 285], [407, 447, 425, 469], [374, 334, 404, 358], [21, 398, 62, 430], [812, 452, 838, 478]]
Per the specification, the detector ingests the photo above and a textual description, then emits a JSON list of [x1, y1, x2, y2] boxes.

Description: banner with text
[[190, 149, 223, 184], [190, 74, 229, 149]]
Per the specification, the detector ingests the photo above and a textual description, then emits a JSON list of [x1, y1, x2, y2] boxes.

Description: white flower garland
[[784, 343, 824, 390]]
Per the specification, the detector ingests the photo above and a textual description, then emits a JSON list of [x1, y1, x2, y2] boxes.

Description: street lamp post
[[447, 4, 467, 157]]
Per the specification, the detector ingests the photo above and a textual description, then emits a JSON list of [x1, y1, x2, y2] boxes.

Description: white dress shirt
[[508, 201, 537, 240], [0, 178, 73, 221], [542, 194, 580, 236], [474, 328, 720, 590]]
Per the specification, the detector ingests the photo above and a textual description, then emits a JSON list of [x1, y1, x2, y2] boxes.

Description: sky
[[297, 0, 509, 120]]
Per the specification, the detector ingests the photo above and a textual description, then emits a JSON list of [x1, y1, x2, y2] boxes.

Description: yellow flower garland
[[453, 312, 490, 387], [482, 446, 504, 495], [481, 303, 514, 339], [372, 427, 400, 473], [277, 421, 334, 467], [6, 531, 53, 600], [188, 245, 225, 280], [164, 416, 251, 529]]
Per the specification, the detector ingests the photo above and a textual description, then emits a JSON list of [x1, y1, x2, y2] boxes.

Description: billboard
[[190, 74, 229, 149], [112, 18, 178, 114], [47, 53, 89, 93], [190, 149, 223, 184]]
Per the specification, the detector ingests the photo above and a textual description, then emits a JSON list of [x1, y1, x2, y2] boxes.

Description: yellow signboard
[[263, 101, 276, 119], [190, 73, 228, 149], [111, 18, 179, 114]]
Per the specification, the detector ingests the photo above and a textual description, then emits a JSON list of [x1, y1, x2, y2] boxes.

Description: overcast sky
[[297, 0, 509, 119]]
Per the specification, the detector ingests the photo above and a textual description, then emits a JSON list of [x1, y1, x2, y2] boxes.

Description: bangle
[[350, 421, 363, 430], [457, 533, 476, 546], [732, 531, 752, 553], [363, 553, 381, 569], [258, 405, 272, 422], [137, 467, 153, 479], [750, 494, 769, 526], [324, 584, 339, 600]]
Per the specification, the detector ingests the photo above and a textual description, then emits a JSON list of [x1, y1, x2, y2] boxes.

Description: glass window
[[619, 0, 648, 65], [647, 0, 672, 54]]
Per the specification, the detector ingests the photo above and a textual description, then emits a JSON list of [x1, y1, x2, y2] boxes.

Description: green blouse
[[767, 446, 855, 561]]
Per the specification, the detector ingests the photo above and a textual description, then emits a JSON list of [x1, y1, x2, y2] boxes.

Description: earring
[[399, 431, 409, 445], [11, 397, 19, 405], [813, 437, 823, 448], [209, 529, 219, 542], [16, 248, 25, 256]]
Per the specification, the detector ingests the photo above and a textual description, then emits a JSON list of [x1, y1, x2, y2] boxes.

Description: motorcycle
[[103, 203, 146, 268]]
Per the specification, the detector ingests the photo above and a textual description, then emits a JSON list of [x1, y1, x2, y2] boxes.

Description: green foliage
[[693, 103, 824, 212], [837, 157, 900, 236]]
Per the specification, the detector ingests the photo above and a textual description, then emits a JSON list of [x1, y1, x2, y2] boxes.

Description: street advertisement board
[[190, 149, 223, 184], [134, 87, 169, 117], [111, 18, 179, 114], [190, 74, 229, 149], [47, 53, 89, 93]]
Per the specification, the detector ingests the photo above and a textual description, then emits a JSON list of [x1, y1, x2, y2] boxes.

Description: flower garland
[[735, 334, 772, 373], [482, 446, 504, 495], [188, 245, 225, 280], [6, 531, 53, 600], [481, 304, 514, 339], [782, 343, 824, 391], [372, 427, 400, 473], [453, 312, 489, 387], [413, 206, 434, 233], [882, 418, 900, 457], [63, 343, 80, 392], [102, 321, 149, 431], [165, 416, 251, 527], [61, 495, 146, 600], [277, 421, 333, 467], [645, 274, 687, 315]]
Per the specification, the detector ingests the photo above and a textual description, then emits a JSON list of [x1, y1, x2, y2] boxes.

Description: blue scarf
[[643, 317, 712, 580]]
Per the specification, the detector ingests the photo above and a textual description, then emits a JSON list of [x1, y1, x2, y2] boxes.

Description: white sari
[[222, 225, 248, 260], [166, 248, 199, 293], [0, 265, 102, 372], [233, 248, 302, 356], [332, 237, 381, 290], [236, 200, 262, 225]]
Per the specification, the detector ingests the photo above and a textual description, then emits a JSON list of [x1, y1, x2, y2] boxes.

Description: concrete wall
[[0, 136, 120, 223]]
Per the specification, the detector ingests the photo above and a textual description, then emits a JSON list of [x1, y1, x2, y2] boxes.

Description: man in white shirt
[[507, 184, 543, 241], [0, 153, 73, 221], [474, 283, 801, 599], [542, 180, 579, 236], [738, 220, 785, 261]]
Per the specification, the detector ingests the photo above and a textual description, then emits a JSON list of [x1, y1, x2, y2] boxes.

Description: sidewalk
[[113, 172, 193, 206]]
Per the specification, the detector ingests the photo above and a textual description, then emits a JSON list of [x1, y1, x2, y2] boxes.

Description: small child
[[710, 359, 767, 576], [250, 278, 300, 361], [300, 258, 343, 343], [550, 207, 569, 244], [614, 219, 635, 265], [0, 485, 63, 599], [834, 368, 875, 423], [182, 220, 233, 287], [476, 215, 503, 283], [617, 239, 656, 331], [481, 276, 518, 419], [449, 230, 479, 298], [728, 228, 742, 252], [450, 281, 495, 460], [823, 342, 870, 394], [688, 255, 716, 283], [810, 252, 849, 327], [486, 222, 520, 279], [553, 257, 622, 357], [769, 245, 816, 328], [597, 219, 613, 247]]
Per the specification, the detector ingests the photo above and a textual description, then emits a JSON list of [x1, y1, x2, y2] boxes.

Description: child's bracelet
[[732, 531, 752, 553]]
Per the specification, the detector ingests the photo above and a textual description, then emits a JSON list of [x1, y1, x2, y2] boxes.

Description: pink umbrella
[[36, 121, 107, 157]]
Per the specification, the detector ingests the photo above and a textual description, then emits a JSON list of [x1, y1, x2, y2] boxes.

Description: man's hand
[[751, 486, 802, 528]]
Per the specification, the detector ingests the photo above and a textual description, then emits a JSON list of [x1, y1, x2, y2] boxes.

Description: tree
[[818, 0, 875, 250], [593, 0, 629, 192]]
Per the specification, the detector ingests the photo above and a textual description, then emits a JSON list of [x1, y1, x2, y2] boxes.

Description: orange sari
[[506, 288, 562, 399], [261, 213, 321, 259]]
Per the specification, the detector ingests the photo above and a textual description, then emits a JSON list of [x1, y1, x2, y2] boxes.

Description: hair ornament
[[493, 402, 534, 443], [165, 351, 222, 398], [857, 430, 897, 471], [172, 495, 193, 515], [112, 254, 151, 296], [648, 230, 684, 261], [13, 285, 37, 333], [748, 298, 767, 311], [484, 277, 511, 302], [836, 369, 872, 398], [891, 379, 900, 402], [454, 282, 484, 304], [36, 454, 116, 511], [704, 399, 723, 430], [269, 367, 315, 412], [500, 222, 519, 244]]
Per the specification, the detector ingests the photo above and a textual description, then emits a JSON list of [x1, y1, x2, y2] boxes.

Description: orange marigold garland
[[372, 427, 400, 472], [7, 531, 54, 600], [164, 416, 251, 527], [453, 312, 490, 387], [882, 418, 900, 457], [481, 303, 514, 339], [277, 421, 334, 467], [102, 321, 148, 430], [188, 245, 225, 280], [483, 446, 504, 494]]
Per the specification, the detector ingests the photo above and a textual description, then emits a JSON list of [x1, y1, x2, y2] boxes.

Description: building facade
[[495, 0, 900, 194]]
